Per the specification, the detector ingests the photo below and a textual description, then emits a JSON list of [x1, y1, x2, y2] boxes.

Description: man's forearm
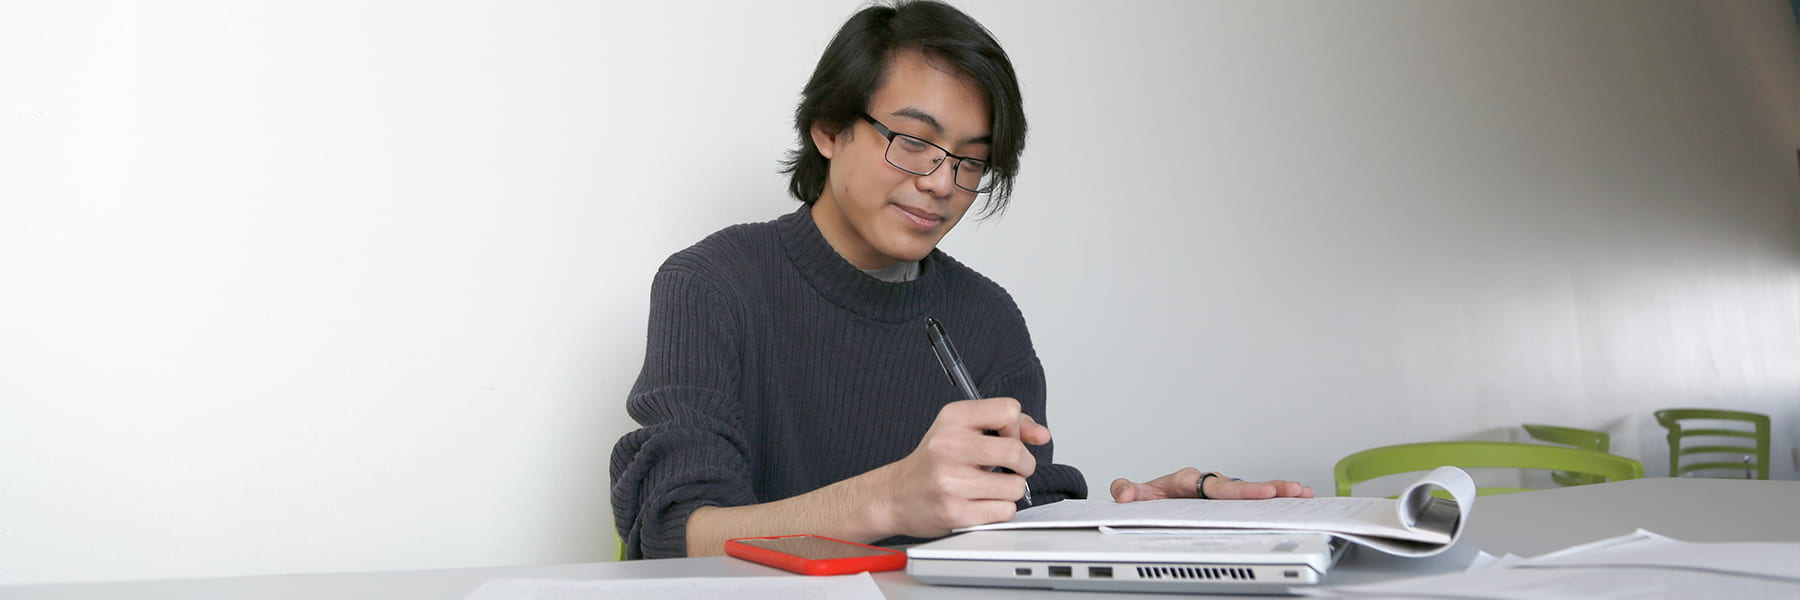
[[683, 464, 896, 557]]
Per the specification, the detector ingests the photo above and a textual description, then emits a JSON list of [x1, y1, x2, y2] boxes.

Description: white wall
[[2, 0, 1795, 586]]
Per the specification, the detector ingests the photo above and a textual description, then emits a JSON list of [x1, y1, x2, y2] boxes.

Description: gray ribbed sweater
[[609, 206, 1088, 559]]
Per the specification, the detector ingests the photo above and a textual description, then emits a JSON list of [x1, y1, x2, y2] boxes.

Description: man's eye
[[897, 136, 932, 153], [962, 160, 990, 174]]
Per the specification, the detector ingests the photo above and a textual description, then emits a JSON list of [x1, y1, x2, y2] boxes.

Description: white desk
[[4, 478, 1795, 600]]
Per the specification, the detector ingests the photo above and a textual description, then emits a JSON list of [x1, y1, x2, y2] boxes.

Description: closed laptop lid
[[906, 529, 1348, 595]]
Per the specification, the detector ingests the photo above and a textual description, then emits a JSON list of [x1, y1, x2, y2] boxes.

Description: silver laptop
[[907, 529, 1350, 595]]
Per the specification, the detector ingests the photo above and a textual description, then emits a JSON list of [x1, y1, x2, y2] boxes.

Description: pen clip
[[924, 317, 962, 384]]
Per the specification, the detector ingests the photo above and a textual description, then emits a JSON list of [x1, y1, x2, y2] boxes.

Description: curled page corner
[[1335, 465, 1476, 558], [1397, 465, 1476, 530]]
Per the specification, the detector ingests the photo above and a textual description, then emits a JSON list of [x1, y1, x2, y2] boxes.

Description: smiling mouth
[[894, 204, 943, 229]]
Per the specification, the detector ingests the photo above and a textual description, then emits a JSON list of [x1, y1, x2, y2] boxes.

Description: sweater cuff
[[1027, 462, 1089, 505]]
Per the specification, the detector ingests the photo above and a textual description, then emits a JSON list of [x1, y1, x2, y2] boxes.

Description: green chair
[[1335, 441, 1645, 497], [1521, 424, 1612, 486], [1654, 408, 1771, 480], [615, 526, 627, 561]]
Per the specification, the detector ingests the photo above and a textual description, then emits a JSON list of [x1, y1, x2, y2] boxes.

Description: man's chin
[[874, 239, 936, 264]]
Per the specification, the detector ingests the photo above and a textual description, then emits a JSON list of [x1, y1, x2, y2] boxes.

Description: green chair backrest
[[614, 526, 626, 561], [1521, 424, 1612, 486], [1654, 408, 1771, 480], [1335, 441, 1644, 497]]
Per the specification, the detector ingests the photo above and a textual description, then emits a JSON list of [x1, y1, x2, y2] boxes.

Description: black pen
[[924, 316, 1032, 506], [925, 316, 981, 400]]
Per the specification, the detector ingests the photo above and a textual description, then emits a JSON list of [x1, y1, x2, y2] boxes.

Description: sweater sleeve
[[609, 267, 757, 559], [984, 356, 1089, 506]]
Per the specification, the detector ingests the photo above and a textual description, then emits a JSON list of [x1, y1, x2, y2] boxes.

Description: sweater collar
[[778, 204, 941, 324]]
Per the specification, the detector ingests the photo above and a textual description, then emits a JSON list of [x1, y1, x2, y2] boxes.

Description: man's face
[[810, 49, 992, 270]]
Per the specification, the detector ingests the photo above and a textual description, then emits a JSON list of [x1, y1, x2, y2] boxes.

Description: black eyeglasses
[[860, 113, 995, 194]]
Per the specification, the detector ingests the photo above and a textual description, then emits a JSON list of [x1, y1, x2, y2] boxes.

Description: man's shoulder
[[929, 250, 1040, 374], [931, 250, 1013, 301], [657, 217, 783, 281], [930, 250, 1028, 323]]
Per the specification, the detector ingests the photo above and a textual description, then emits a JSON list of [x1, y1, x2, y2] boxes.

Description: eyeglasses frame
[[858, 113, 995, 194]]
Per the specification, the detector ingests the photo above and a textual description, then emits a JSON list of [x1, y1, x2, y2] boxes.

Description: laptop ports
[[1089, 566, 1114, 579], [1049, 566, 1073, 578]]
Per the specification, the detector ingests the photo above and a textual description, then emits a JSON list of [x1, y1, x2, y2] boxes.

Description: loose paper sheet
[[1513, 529, 1800, 582], [1300, 530, 1800, 600], [461, 573, 886, 600]]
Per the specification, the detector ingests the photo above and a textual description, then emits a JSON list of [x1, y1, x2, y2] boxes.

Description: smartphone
[[723, 534, 907, 576]]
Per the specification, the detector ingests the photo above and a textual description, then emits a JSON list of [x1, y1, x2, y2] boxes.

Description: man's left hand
[[1110, 467, 1313, 502]]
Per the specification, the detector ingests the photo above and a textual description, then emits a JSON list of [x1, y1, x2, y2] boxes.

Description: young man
[[610, 0, 1310, 560]]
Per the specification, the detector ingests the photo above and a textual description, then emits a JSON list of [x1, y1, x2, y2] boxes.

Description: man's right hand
[[683, 397, 1050, 557], [870, 397, 1049, 539]]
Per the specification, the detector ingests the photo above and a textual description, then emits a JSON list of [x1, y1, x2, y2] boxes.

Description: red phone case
[[724, 535, 908, 575]]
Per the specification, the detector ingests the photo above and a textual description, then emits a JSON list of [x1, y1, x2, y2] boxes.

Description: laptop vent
[[1134, 565, 1257, 581]]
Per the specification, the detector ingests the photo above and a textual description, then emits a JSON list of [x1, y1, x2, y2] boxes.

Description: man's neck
[[809, 198, 896, 270]]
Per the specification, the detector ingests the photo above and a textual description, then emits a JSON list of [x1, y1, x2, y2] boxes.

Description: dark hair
[[780, 0, 1026, 218]]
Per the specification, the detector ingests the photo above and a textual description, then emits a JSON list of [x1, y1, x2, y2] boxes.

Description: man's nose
[[916, 159, 958, 198]]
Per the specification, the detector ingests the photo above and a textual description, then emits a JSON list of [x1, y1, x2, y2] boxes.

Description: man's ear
[[810, 121, 845, 160]]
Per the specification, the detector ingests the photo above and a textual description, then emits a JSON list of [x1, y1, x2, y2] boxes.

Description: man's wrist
[[848, 464, 900, 541]]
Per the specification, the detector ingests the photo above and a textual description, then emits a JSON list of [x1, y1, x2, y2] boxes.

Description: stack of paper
[[1303, 530, 1800, 600]]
